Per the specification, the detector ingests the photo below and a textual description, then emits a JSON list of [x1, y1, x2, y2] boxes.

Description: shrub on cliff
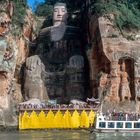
[[35, 2, 53, 17], [91, 0, 140, 30], [11, 0, 28, 35]]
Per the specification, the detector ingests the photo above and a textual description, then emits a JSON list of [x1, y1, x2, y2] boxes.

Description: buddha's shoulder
[[39, 26, 52, 36]]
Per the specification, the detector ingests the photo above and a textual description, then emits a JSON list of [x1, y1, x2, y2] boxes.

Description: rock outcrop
[[88, 15, 140, 112], [0, 0, 37, 127]]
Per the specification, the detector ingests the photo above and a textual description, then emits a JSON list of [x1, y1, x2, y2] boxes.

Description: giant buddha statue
[[24, 3, 86, 103]]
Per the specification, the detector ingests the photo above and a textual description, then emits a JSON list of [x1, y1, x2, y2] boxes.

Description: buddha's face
[[53, 5, 67, 24]]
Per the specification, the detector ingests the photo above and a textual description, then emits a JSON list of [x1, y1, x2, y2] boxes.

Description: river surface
[[0, 130, 140, 140]]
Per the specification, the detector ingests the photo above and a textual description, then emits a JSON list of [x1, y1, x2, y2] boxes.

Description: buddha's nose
[[57, 10, 61, 16]]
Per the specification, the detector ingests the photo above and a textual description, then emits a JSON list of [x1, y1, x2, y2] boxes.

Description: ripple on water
[[0, 130, 140, 140]]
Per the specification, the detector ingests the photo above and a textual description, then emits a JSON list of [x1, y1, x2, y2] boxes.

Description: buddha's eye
[[62, 8, 66, 12], [54, 8, 58, 12]]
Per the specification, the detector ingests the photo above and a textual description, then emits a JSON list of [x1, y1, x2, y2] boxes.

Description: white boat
[[93, 112, 140, 132]]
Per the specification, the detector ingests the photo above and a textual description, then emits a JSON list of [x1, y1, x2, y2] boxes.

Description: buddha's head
[[53, 3, 68, 25]]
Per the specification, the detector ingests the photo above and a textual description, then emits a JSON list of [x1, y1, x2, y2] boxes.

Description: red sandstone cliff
[[0, 0, 38, 126], [88, 14, 140, 113]]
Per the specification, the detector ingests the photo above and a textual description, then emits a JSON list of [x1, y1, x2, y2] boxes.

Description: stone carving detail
[[120, 61, 131, 101], [100, 60, 132, 103]]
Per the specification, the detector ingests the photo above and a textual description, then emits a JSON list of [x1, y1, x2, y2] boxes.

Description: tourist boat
[[92, 112, 140, 133]]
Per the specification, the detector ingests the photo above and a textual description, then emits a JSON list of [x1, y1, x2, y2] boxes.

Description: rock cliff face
[[88, 15, 140, 113], [0, 1, 37, 127]]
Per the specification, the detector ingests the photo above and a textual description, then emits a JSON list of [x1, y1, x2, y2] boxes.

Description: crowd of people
[[18, 103, 99, 110], [103, 110, 140, 121]]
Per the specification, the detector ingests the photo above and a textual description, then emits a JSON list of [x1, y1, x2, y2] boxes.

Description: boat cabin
[[95, 113, 140, 132]]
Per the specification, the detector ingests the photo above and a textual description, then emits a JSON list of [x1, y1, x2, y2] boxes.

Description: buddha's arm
[[39, 26, 51, 36], [38, 26, 52, 43]]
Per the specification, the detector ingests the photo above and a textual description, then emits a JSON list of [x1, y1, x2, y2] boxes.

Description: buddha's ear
[[63, 13, 68, 23], [65, 13, 68, 20]]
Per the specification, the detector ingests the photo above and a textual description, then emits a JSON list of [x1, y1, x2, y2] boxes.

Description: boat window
[[134, 123, 140, 128], [108, 122, 114, 128], [117, 122, 123, 128], [99, 122, 106, 128], [125, 122, 132, 128]]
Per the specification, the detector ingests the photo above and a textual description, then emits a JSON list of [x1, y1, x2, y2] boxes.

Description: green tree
[[35, 3, 53, 17], [10, 0, 28, 35], [90, 0, 140, 30]]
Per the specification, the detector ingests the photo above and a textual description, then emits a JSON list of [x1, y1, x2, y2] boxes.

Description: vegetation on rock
[[91, 0, 140, 30], [11, 0, 28, 22]]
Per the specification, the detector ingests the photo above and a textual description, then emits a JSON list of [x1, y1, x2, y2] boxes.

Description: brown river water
[[0, 130, 140, 140]]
